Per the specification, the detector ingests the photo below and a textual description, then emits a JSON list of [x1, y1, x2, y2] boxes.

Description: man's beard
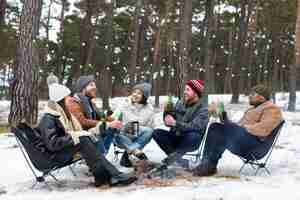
[[86, 89, 97, 98], [184, 95, 196, 105], [249, 100, 263, 107]]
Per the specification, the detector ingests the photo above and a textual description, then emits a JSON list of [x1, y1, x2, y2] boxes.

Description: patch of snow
[[1, 94, 300, 199]]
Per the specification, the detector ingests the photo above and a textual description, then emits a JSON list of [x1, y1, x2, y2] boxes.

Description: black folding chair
[[239, 120, 285, 175], [113, 142, 125, 162], [11, 123, 81, 188]]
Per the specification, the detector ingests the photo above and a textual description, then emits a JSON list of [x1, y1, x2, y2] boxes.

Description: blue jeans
[[152, 129, 202, 155], [203, 122, 263, 165], [96, 128, 116, 155], [114, 126, 153, 152]]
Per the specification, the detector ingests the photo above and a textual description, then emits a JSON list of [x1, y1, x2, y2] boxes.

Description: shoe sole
[[110, 177, 137, 186]]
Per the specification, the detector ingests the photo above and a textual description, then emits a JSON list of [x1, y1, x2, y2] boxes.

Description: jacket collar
[[45, 101, 64, 117]]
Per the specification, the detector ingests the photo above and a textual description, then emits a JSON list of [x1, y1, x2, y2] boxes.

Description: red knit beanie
[[186, 80, 205, 97]]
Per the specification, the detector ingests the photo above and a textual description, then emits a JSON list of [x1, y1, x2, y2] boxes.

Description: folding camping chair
[[12, 123, 81, 188], [239, 120, 285, 175], [113, 143, 125, 162], [184, 116, 216, 163]]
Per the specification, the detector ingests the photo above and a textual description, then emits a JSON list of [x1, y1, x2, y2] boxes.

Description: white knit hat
[[49, 83, 71, 102]]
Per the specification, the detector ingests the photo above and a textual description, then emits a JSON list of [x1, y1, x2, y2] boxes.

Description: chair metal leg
[[49, 173, 60, 183], [263, 167, 271, 175], [31, 181, 38, 189], [254, 167, 261, 176], [31, 176, 53, 190], [69, 166, 77, 177], [249, 163, 257, 170], [239, 162, 247, 173]]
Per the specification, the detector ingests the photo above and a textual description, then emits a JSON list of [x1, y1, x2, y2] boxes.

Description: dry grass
[[0, 124, 10, 134]]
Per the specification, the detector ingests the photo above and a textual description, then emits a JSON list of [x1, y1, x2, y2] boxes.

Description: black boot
[[120, 152, 133, 167], [162, 152, 183, 166], [110, 173, 137, 186], [191, 159, 217, 177], [79, 136, 136, 186]]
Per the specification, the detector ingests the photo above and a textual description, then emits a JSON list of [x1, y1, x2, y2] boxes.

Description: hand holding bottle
[[163, 95, 176, 120], [164, 115, 176, 127], [107, 120, 123, 129]]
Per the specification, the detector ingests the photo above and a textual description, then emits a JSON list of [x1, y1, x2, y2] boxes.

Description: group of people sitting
[[34, 74, 283, 187]]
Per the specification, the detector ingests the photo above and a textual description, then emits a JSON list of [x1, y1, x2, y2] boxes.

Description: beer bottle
[[218, 102, 227, 122], [218, 102, 225, 114]]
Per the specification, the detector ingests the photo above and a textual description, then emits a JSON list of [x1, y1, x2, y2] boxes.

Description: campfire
[[133, 160, 195, 187]]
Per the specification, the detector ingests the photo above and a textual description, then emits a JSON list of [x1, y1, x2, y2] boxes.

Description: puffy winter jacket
[[37, 113, 75, 152], [172, 100, 209, 134]]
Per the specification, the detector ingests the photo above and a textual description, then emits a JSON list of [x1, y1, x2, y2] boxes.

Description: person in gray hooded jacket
[[113, 82, 154, 167]]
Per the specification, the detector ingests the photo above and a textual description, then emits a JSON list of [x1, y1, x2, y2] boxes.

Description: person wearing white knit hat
[[48, 83, 71, 102], [37, 82, 136, 187]]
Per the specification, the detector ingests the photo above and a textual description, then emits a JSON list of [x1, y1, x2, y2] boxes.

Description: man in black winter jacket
[[153, 80, 209, 168]]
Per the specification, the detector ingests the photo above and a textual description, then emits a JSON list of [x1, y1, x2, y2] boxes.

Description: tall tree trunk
[[56, 0, 67, 82], [66, 0, 93, 88], [288, 0, 300, 111], [9, 0, 42, 126], [153, 24, 162, 107], [224, 28, 234, 93], [101, 2, 114, 110], [203, 0, 215, 104], [0, 0, 6, 25], [178, 0, 192, 99], [129, 0, 142, 85], [231, 0, 252, 103]]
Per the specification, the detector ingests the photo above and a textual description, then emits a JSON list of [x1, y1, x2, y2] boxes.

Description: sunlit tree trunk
[[9, 0, 42, 126]]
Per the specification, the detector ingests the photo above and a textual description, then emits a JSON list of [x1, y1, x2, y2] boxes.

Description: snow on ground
[[1, 94, 300, 199]]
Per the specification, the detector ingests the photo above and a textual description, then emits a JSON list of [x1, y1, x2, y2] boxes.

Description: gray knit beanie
[[75, 75, 95, 92], [46, 73, 59, 86], [132, 82, 152, 99]]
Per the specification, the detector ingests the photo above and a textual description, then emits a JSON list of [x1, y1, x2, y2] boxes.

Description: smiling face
[[184, 85, 199, 104], [83, 81, 97, 98], [131, 89, 144, 104]]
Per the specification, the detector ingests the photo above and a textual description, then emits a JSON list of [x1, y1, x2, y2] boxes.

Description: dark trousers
[[152, 129, 202, 156], [203, 122, 264, 165]]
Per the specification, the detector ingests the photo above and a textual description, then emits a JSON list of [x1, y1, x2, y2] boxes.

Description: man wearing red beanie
[[152, 80, 209, 168]]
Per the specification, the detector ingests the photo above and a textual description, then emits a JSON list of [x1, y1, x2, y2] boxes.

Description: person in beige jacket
[[192, 84, 283, 177]]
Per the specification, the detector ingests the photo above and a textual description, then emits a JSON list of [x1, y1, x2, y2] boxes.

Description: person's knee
[[209, 123, 224, 131], [152, 129, 162, 140], [189, 136, 201, 150], [140, 127, 153, 138]]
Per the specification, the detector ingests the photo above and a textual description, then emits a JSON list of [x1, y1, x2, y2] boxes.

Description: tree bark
[[128, 0, 143, 86], [178, 0, 192, 99], [0, 0, 6, 25], [101, 2, 113, 110], [9, 0, 42, 126], [66, 0, 93, 88], [231, 0, 252, 103], [288, 0, 300, 111], [153, 23, 162, 107], [203, 0, 215, 104]]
